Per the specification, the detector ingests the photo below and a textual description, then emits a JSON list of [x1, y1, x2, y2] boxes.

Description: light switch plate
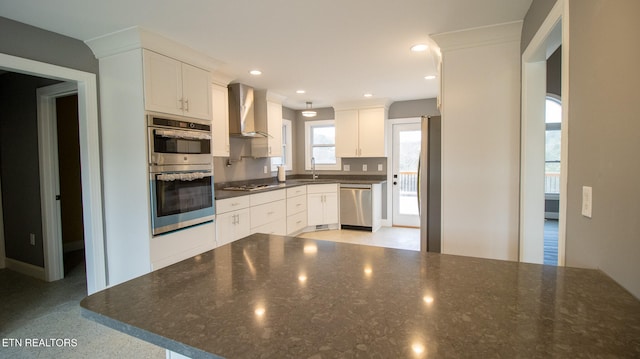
[[362, 164, 367, 171], [378, 164, 383, 171], [263, 166, 268, 174], [582, 186, 592, 218], [344, 164, 350, 171]]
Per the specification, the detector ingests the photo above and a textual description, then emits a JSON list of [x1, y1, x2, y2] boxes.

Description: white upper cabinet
[[211, 83, 230, 157], [335, 106, 387, 157], [143, 49, 211, 121], [252, 90, 285, 158]]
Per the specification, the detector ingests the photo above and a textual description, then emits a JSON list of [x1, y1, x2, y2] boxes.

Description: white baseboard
[[5, 258, 46, 280]]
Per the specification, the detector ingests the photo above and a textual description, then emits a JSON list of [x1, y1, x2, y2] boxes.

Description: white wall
[[432, 22, 522, 261]]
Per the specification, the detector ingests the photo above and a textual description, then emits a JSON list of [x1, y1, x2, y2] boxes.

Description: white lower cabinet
[[216, 196, 251, 247], [250, 189, 287, 235], [150, 221, 216, 270], [307, 184, 339, 226], [286, 186, 307, 235]]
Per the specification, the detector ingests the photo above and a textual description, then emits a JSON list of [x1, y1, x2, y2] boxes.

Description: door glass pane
[[398, 130, 420, 215]]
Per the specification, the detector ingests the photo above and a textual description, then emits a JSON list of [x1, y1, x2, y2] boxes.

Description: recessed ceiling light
[[411, 44, 429, 52], [249, 69, 262, 75], [296, 90, 306, 94], [424, 75, 436, 80], [364, 93, 373, 98]]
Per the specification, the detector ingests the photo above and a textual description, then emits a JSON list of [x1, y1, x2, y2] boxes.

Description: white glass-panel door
[[392, 123, 421, 227]]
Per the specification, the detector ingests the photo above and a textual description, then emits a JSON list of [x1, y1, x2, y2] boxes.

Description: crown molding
[[85, 26, 225, 72], [431, 21, 523, 53], [333, 98, 392, 111]]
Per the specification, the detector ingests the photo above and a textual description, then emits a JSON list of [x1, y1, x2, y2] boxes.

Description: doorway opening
[[0, 52, 105, 293], [544, 95, 561, 265], [520, 0, 568, 266], [55, 92, 86, 275]]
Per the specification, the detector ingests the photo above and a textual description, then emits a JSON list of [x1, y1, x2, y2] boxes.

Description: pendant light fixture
[[301, 101, 317, 118]]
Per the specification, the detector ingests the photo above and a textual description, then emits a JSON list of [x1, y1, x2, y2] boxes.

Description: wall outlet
[[29, 233, 35, 246], [377, 164, 383, 171], [263, 166, 268, 174], [582, 186, 592, 218], [362, 164, 367, 172], [343, 164, 350, 171]]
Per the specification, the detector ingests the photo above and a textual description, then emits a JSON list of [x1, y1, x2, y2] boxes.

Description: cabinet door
[[323, 192, 339, 224], [143, 50, 183, 116], [216, 211, 238, 247], [211, 83, 230, 156], [235, 208, 252, 240], [181, 63, 212, 120], [335, 109, 359, 157], [358, 107, 386, 157], [267, 101, 283, 157], [307, 193, 325, 226]]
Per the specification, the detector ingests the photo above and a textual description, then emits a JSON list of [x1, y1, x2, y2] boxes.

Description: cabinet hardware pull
[[178, 98, 184, 110], [184, 98, 189, 112]]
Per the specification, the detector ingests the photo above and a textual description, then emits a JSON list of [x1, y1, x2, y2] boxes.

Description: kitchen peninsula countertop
[[215, 175, 387, 200], [80, 233, 640, 358]]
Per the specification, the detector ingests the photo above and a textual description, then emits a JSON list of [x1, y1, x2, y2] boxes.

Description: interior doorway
[[55, 93, 86, 275], [520, 0, 568, 266], [0, 52, 105, 293], [391, 121, 421, 227]]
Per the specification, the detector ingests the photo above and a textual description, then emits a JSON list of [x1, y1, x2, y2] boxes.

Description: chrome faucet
[[311, 157, 318, 180]]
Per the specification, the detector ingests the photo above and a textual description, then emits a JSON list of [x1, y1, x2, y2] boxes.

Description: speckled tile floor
[[0, 263, 164, 358], [298, 226, 420, 251]]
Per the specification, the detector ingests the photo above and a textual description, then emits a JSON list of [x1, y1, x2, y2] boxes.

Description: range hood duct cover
[[228, 83, 266, 138]]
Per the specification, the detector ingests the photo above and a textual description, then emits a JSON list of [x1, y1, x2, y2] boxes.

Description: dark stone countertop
[[214, 176, 387, 200], [80, 233, 640, 358]]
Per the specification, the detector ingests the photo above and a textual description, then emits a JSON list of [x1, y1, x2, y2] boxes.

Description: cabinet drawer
[[286, 185, 306, 198], [250, 189, 286, 206], [287, 195, 307, 215], [287, 211, 307, 235], [252, 217, 287, 236], [306, 183, 338, 194], [216, 195, 251, 213], [250, 200, 286, 229]]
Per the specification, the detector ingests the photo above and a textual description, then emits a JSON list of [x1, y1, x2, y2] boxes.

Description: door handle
[[56, 195, 61, 200]]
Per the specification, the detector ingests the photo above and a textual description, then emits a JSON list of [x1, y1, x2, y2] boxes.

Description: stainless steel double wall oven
[[148, 114, 215, 235]]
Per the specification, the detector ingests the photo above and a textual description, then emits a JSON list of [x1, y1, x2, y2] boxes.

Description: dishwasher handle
[[339, 183, 372, 190]]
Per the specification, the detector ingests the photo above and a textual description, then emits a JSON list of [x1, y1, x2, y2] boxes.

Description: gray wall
[[0, 17, 99, 267], [546, 46, 561, 96], [521, 0, 558, 53], [0, 73, 59, 266], [0, 17, 98, 74], [523, 0, 640, 298], [388, 98, 439, 119]]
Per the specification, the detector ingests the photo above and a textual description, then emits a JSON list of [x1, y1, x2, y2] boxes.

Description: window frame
[[271, 119, 293, 171], [304, 119, 341, 171]]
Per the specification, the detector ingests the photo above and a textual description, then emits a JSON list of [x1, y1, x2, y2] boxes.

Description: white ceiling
[[0, 0, 532, 109]]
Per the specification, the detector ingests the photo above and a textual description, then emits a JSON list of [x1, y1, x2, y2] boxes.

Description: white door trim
[[0, 52, 107, 293], [37, 82, 78, 282], [520, 0, 568, 266]]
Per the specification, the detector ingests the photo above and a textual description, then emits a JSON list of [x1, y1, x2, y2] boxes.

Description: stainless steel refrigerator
[[418, 115, 441, 252]]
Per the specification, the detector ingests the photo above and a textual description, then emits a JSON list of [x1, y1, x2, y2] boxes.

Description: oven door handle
[[156, 172, 212, 182], [154, 128, 212, 141]]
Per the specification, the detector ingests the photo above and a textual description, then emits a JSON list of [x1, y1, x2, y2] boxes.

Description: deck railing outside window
[[399, 171, 418, 195], [545, 173, 560, 194]]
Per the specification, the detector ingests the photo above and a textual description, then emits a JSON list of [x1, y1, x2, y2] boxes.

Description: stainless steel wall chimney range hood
[[228, 83, 267, 138]]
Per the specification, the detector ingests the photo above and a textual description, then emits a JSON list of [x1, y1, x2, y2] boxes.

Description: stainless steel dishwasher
[[340, 183, 372, 231]]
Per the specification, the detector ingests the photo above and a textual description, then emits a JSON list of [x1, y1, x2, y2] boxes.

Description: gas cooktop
[[222, 184, 278, 192]]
